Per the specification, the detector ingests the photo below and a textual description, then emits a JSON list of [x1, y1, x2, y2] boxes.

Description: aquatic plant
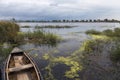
[[54, 57, 82, 78], [0, 21, 19, 43], [24, 30, 61, 44], [102, 29, 114, 37], [113, 28, 120, 37], [80, 40, 95, 54], [21, 25, 31, 28], [86, 28, 120, 38], [35, 25, 73, 29], [42, 48, 83, 80], [14, 32, 25, 44], [110, 45, 120, 62], [85, 29, 101, 35], [0, 45, 12, 63], [0, 21, 61, 45]]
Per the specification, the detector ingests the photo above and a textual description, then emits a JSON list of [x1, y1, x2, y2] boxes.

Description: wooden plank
[[9, 64, 33, 72], [17, 72, 30, 80], [11, 47, 23, 53], [6, 48, 41, 80], [14, 56, 24, 67], [24, 52, 41, 80]]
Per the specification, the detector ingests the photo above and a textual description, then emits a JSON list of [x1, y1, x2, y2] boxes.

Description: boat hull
[[4, 47, 42, 80]]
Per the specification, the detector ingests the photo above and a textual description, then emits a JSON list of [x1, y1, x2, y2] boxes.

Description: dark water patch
[[0, 62, 5, 80], [52, 63, 70, 80], [0, 67, 1, 80]]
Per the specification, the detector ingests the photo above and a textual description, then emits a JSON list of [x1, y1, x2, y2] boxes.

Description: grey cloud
[[0, 0, 120, 20]]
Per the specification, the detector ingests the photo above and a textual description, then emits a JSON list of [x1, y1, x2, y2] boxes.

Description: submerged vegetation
[[110, 45, 120, 62], [86, 28, 120, 63], [42, 48, 83, 80]]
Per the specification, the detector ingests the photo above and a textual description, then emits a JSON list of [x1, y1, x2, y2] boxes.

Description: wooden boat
[[5, 47, 42, 80]]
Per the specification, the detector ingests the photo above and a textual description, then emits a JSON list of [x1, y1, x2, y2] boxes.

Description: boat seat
[[8, 64, 33, 73], [14, 56, 24, 67]]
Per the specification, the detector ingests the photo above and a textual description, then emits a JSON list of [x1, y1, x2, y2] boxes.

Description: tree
[[93, 20, 97, 22], [63, 19, 66, 22], [104, 19, 108, 22], [11, 18, 16, 22], [89, 19, 92, 22]]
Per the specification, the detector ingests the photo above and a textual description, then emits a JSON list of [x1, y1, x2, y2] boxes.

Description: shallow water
[[18, 22, 119, 34], [17, 22, 120, 80]]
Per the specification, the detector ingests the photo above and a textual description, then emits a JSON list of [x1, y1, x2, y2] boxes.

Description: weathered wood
[[17, 72, 30, 80], [14, 56, 24, 67], [11, 47, 23, 53], [5, 47, 42, 80], [9, 64, 33, 72]]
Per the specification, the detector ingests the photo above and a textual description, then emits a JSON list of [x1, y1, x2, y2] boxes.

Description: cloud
[[0, 0, 120, 20]]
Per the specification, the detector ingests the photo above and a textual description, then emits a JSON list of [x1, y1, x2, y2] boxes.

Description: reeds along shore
[[0, 21, 61, 59], [0, 21, 61, 44], [21, 25, 74, 28], [85, 28, 120, 62]]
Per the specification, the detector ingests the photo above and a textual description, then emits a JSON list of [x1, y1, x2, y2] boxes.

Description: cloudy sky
[[0, 0, 120, 20]]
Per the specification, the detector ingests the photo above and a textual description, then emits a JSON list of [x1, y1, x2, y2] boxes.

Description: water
[[17, 22, 120, 80], [18, 22, 119, 34]]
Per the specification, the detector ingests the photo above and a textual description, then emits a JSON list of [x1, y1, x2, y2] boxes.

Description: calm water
[[17, 22, 120, 80], [19, 22, 119, 34]]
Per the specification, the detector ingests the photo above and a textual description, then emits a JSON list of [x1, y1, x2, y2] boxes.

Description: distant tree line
[[11, 18, 120, 23]]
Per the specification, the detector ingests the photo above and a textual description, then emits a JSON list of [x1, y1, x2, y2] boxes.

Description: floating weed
[[43, 54, 50, 60], [53, 49, 59, 54], [42, 47, 84, 79], [91, 34, 110, 40], [33, 53, 38, 58]]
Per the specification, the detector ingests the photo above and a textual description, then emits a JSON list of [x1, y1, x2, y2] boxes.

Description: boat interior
[[7, 52, 39, 80]]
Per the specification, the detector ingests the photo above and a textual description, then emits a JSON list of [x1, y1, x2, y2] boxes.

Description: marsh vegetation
[[85, 28, 120, 64], [0, 21, 120, 80], [0, 21, 61, 62], [35, 25, 74, 29], [21, 25, 74, 29], [79, 28, 120, 80], [0, 21, 61, 44]]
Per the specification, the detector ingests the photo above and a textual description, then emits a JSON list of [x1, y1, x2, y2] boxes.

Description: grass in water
[[86, 28, 120, 63], [35, 25, 74, 29], [21, 25, 31, 28], [0, 21, 61, 45], [110, 46, 120, 62], [24, 30, 61, 44]]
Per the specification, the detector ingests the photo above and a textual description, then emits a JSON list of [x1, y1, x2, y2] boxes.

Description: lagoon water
[[17, 22, 120, 80]]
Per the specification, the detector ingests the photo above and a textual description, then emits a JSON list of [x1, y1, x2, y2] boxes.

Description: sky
[[0, 0, 120, 20]]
